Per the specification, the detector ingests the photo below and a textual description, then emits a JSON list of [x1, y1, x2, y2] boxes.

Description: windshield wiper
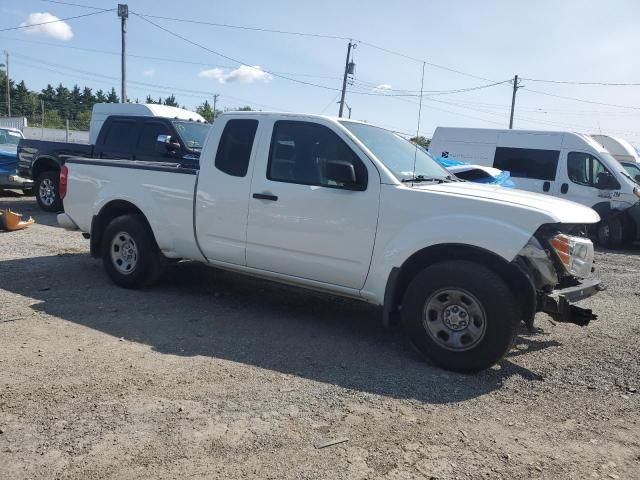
[[401, 175, 451, 184]]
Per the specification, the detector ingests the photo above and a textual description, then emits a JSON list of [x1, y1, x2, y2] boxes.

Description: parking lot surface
[[1, 193, 639, 479]]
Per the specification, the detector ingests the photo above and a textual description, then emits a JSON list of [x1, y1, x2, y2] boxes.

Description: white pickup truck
[[58, 112, 602, 372]]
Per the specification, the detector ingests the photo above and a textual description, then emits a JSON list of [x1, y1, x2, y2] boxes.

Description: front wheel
[[34, 170, 62, 212], [402, 260, 520, 373], [596, 216, 624, 249], [101, 214, 166, 289]]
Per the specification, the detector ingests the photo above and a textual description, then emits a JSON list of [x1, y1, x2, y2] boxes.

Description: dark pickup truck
[[18, 115, 210, 211]]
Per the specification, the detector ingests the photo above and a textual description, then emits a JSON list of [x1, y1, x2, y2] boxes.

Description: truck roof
[[89, 103, 206, 144]]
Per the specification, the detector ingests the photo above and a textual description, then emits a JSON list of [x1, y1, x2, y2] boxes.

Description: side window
[[567, 152, 618, 188], [267, 120, 367, 190], [493, 147, 559, 180], [138, 122, 170, 153], [103, 120, 137, 149], [214, 119, 259, 177]]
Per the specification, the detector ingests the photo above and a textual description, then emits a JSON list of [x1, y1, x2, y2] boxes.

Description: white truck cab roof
[[89, 103, 206, 144]]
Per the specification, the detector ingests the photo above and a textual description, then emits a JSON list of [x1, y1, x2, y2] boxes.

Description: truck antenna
[[412, 61, 426, 186]]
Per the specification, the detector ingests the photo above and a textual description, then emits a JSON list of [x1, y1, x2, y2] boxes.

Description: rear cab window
[[214, 119, 259, 177], [102, 119, 138, 151], [493, 147, 559, 180]]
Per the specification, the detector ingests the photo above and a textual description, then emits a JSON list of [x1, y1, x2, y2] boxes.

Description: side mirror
[[155, 134, 180, 154], [595, 171, 618, 190], [325, 160, 357, 187], [635, 174, 640, 184]]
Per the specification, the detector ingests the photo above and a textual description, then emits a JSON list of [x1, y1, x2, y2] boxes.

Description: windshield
[[172, 121, 210, 150], [621, 161, 640, 182], [0, 128, 22, 146], [340, 122, 450, 182]]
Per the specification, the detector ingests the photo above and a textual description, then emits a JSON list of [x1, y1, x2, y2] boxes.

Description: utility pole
[[212, 93, 219, 121], [118, 4, 128, 103], [4, 51, 10, 116], [509, 74, 520, 129], [338, 41, 353, 118]]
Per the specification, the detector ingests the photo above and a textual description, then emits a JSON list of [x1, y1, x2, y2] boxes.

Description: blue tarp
[[434, 155, 515, 187]]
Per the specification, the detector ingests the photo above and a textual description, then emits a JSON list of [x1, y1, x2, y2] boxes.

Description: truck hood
[[414, 182, 600, 224]]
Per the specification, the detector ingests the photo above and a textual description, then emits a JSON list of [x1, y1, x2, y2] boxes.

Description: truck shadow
[[0, 253, 556, 403]]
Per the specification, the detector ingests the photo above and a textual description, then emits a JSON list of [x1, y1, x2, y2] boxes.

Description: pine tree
[[107, 87, 119, 103], [95, 89, 107, 103], [196, 100, 214, 122], [163, 94, 178, 107]]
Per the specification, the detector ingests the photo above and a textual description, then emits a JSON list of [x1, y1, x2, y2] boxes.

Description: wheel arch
[[32, 156, 60, 180], [90, 200, 153, 258], [382, 243, 535, 327]]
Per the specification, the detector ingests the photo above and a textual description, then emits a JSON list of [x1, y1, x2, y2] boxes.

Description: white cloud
[[20, 12, 73, 41], [198, 65, 273, 84], [143, 68, 156, 77], [373, 84, 393, 93]]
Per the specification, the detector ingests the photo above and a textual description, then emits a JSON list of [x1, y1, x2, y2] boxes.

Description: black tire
[[101, 214, 166, 289], [402, 260, 520, 373], [22, 188, 34, 196], [34, 170, 62, 212], [596, 215, 624, 249]]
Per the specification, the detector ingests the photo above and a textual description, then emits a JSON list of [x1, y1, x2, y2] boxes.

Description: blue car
[[0, 127, 33, 194]]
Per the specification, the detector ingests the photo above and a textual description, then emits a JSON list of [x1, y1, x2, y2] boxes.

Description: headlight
[[549, 233, 594, 278]]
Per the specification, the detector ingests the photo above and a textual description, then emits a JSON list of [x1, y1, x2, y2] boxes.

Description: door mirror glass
[[635, 174, 640, 184], [325, 160, 357, 186]]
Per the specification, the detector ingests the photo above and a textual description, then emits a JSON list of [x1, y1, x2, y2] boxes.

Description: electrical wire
[[522, 77, 640, 86], [0, 9, 111, 33], [37, 0, 110, 10]]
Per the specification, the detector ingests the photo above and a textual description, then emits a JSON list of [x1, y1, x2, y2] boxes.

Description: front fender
[[362, 214, 536, 304]]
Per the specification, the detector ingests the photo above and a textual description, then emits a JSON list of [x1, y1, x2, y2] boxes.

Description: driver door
[[557, 151, 620, 207], [246, 119, 380, 289]]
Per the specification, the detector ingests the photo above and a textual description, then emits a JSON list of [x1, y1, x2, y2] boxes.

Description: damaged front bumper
[[538, 278, 604, 326]]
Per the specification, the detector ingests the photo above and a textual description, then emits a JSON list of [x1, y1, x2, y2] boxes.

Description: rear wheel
[[34, 170, 62, 212], [402, 260, 520, 373], [101, 214, 166, 289], [596, 215, 624, 249]]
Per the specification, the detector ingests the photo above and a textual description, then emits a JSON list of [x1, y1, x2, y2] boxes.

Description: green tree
[[196, 100, 214, 122], [95, 89, 107, 103], [409, 136, 430, 149], [163, 94, 178, 107], [106, 87, 119, 103]]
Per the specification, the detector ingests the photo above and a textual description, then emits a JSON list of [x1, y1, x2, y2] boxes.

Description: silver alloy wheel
[[422, 288, 487, 351], [110, 232, 139, 275], [39, 178, 56, 207]]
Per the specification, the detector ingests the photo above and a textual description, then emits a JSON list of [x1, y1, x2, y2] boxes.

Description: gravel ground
[[1, 192, 639, 480]]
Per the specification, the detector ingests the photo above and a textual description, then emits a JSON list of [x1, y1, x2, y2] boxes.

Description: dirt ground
[[1, 192, 639, 479]]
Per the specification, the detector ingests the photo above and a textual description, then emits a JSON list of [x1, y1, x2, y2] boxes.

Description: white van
[[429, 127, 640, 247], [590, 134, 640, 163]]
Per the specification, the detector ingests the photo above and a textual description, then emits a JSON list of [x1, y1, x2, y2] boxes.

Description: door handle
[[543, 181, 550, 192], [561, 183, 568, 194], [252, 193, 278, 201]]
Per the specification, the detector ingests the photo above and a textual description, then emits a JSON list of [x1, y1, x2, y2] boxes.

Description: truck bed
[[64, 157, 201, 260], [18, 139, 93, 177]]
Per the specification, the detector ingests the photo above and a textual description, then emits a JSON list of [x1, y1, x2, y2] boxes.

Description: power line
[[37, 0, 110, 10], [523, 87, 640, 111], [522, 77, 640, 86], [133, 12, 349, 40], [0, 9, 111, 33]]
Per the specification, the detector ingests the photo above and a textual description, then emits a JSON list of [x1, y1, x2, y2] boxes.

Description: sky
[[1, 0, 640, 144]]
